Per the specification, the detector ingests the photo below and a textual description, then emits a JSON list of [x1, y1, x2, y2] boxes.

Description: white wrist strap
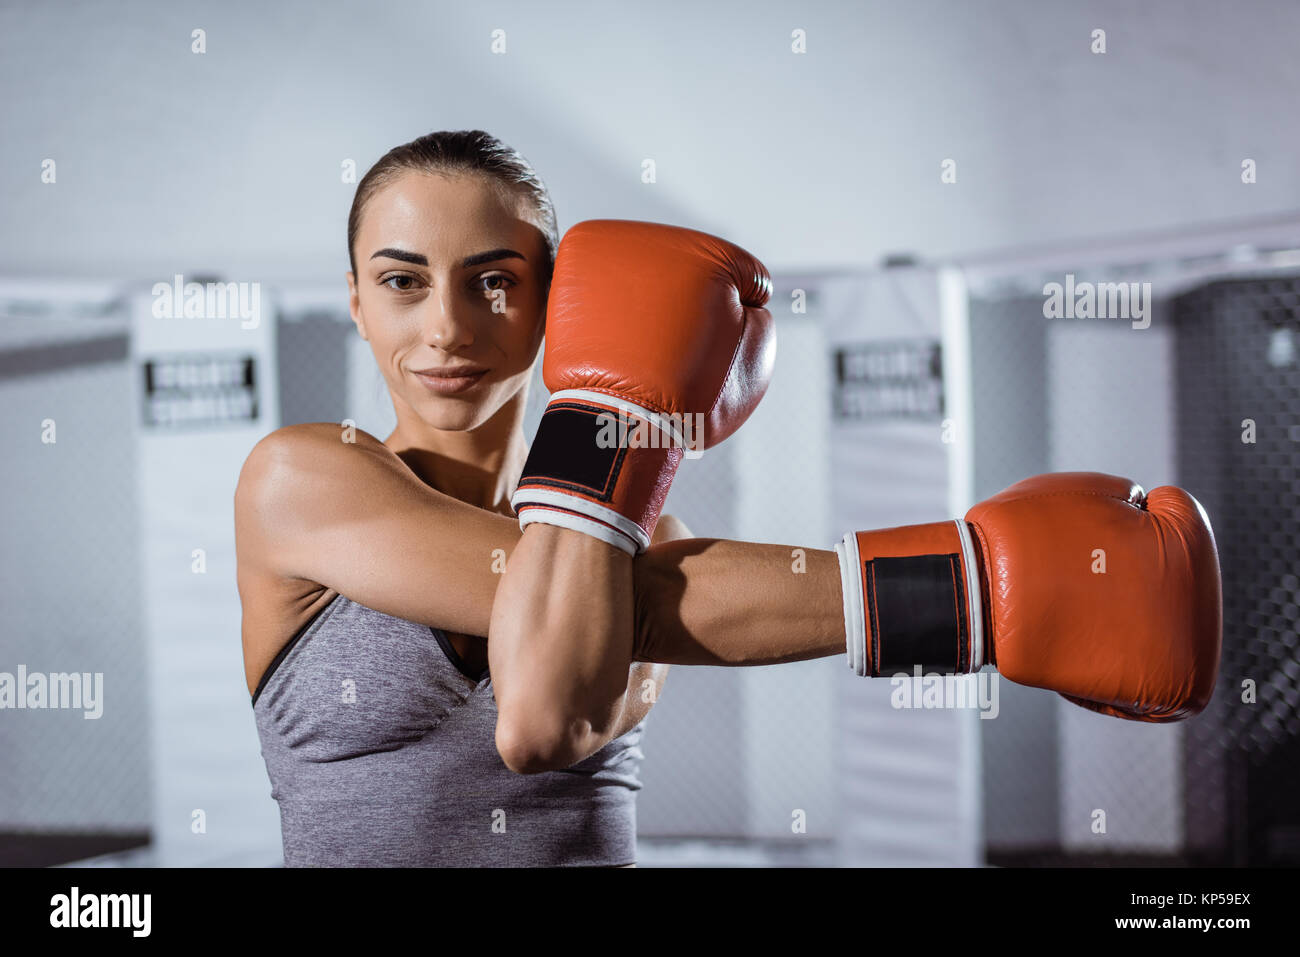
[[834, 532, 867, 676], [516, 504, 641, 555]]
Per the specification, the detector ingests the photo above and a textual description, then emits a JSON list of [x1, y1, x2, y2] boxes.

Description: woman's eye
[[383, 275, 417, 291], [477, 274, 515, 293]]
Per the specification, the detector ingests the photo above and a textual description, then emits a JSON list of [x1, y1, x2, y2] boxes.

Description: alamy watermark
[[151, 274, 260, 329], [595, 410, 707, 460], [0, 666, 103, 719], [890, 665, 1000, 719], [1043, 273, 1151, 329]]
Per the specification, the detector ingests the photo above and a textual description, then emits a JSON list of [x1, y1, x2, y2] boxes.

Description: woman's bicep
[[234, 423, 519, 636]]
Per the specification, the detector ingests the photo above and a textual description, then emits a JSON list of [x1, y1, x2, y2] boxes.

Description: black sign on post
[[832, 339, 944, 421], [142, 354, 258, 428]]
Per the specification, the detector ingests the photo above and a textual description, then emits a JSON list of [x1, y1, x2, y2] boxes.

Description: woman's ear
[[345, 271, 369, 341]]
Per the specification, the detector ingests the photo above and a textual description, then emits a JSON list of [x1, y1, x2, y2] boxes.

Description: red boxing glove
[[512, 220, 775, 553], [835, 472, 1222, 722]]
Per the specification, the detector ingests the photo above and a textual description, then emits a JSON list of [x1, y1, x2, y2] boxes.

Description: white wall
[[1, 0, 1296, 284]]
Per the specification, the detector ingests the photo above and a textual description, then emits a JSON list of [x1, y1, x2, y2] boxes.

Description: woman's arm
[[486, 526, 636, 772], [235, 422, 522, 640], [487, 516, 692, 773], [596, 516, 689, 743], [235, 423, 844, 770], [235, 422, 678, 742], [632, 537, 845, 666], [487, 525, 849, 774]]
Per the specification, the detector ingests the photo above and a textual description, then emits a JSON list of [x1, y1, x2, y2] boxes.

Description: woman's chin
[[413, 397, 491, 433]]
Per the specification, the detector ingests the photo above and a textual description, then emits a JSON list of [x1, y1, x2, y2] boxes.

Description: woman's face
[[347, 170, 549, 433]]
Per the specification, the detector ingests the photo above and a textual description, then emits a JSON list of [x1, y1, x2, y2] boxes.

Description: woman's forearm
[[632, 538, 846, 666], [489, 526, 639, 773]]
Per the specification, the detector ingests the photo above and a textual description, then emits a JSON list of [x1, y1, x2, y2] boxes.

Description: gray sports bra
[[252, 592, 645, 866]]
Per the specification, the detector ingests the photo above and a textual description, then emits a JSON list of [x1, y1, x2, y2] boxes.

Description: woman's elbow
[[495, 709, 593, 775]]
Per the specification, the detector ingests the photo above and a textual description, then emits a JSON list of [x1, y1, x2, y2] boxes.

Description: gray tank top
[[252, 592, 645, 866]]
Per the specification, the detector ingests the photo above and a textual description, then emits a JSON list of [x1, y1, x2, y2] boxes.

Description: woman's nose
[[421, 287, 476, 350]]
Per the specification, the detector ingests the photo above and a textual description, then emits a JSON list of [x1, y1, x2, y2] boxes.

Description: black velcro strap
[[866, 553, 967, 675], [519, 404, 625, 500]]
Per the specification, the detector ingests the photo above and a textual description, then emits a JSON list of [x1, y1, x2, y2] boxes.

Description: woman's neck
[[383, 396, 530, 516]]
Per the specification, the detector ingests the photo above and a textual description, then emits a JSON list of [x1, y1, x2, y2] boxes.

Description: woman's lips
[[413, 369, 488, 395]]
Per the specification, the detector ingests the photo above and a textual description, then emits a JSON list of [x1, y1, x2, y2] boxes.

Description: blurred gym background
[[1, 0, 1296, 867]]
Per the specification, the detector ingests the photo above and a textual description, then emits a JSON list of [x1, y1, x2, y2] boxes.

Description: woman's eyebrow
[[461, 248, 526, 268], [368, 247, 526, 269], [370, 248, 428, 266]]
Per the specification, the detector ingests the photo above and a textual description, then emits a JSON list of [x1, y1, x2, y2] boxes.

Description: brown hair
[[347, 130, 558, 288]]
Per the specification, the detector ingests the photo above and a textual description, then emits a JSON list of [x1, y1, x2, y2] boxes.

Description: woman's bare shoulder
[[235, 423, 396, 520], [239, 422, 387, 476]]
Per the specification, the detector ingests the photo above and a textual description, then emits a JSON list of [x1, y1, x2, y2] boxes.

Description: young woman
[[237, 131, 690, 867], [237, 130, 844, 869], [236, 130, 1217, 868]]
